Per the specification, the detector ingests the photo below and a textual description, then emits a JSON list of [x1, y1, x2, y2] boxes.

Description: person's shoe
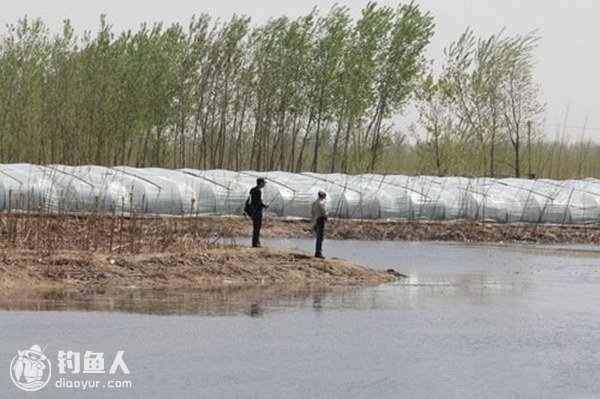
[[252, 245, 262, 248], [314, 254, 325, 259]]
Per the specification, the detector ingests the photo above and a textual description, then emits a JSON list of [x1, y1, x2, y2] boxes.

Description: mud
[[0, 246, 397, 292], [186, 216, 600, 244], [0, 213, 596, 294]]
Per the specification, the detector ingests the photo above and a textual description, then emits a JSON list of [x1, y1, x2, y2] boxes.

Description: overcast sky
[[2, 0, 599, 142]]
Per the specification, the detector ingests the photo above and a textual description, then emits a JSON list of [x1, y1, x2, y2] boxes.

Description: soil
[[186, 216, 600, 244], [0, 246, 398, 292], [0, 212, 597, 294]]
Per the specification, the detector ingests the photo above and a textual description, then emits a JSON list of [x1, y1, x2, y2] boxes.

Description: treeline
[[412, 28, 600, 179], [381, 138, 600, 179], [0, 3, 434, 172], [0, 4, 598, 178]]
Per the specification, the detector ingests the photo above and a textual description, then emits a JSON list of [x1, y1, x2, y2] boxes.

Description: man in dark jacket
[[250, 178, 267, 247]]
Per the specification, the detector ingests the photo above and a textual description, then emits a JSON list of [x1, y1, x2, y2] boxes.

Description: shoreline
[[1, 212, 598, 245], [0, 213, 597, 295], [181, 216, 600, 245], [0, 246, 398, 293]]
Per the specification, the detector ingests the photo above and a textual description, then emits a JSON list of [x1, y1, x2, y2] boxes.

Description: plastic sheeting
[[0, 164, 59, 211], [255, 171, 328, 218], [0, 164, 598, 225], [113, 166, 196, 214], [48, 165, 129, 212], [179, 169, 252, 216]]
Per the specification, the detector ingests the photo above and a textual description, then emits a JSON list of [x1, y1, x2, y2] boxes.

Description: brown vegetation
[[1, 213, 598, 254], [0, 211, 597, 294], [0, 212, 404, 293], [156, 215, 600, 244], [0, 247, 397, 292]]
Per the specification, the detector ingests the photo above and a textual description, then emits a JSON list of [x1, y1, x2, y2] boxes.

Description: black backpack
[[244, 197, 254, 218]]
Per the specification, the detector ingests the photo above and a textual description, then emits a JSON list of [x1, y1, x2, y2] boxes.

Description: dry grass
[[0, 246, 398, 292], [1, 210, 595, 293], [1, 211, 599, 257], [0, 211, 400, 292]]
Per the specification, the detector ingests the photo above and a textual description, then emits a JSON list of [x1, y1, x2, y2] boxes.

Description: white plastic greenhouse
[[0, 164, 598, 225]]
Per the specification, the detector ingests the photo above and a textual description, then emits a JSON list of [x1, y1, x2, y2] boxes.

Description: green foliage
[[0, 4, 434, 173], [0, 9, 597, 179], [416, 28, 548, 177]]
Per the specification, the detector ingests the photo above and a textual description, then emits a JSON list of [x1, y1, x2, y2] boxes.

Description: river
[[1, 239, 600, 398]]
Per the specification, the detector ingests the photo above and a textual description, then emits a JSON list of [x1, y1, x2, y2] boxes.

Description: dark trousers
[[315, 217, 325, 256], [252, 212, 263, 247]]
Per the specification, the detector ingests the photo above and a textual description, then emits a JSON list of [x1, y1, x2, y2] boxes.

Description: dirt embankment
[[0, 246, 398, 292], [0, 213, 406, 293], [0, 212, 597, 294], [1, 212, 598, 249], [191, 216, 600, 244]]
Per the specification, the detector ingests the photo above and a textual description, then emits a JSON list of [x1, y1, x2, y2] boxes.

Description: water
[[2, 240, 600, 398]]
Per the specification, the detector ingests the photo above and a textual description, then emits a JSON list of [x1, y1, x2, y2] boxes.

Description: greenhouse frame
[[0, 164, 598, 225]]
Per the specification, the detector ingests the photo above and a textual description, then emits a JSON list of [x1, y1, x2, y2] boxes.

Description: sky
[[1, 0, 599, 142]]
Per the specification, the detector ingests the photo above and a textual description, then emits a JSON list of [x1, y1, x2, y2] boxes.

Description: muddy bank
[[0, 247, 398, 293], [186, 216, 600, 244], [0, 213, 596, 296], [1, 213, 598, 250]]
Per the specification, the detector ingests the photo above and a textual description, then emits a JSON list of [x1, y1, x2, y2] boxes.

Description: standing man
[[311, 191, 328, 258], [250, 178, 267, 247]]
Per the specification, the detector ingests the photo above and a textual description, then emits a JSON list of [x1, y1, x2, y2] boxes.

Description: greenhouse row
[[0, 164, 598, 225]]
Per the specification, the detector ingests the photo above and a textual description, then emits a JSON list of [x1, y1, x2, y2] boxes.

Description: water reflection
[[1, 240, 581, 317], [0, 267, 533, 317], [0, 284, 373, 317]]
